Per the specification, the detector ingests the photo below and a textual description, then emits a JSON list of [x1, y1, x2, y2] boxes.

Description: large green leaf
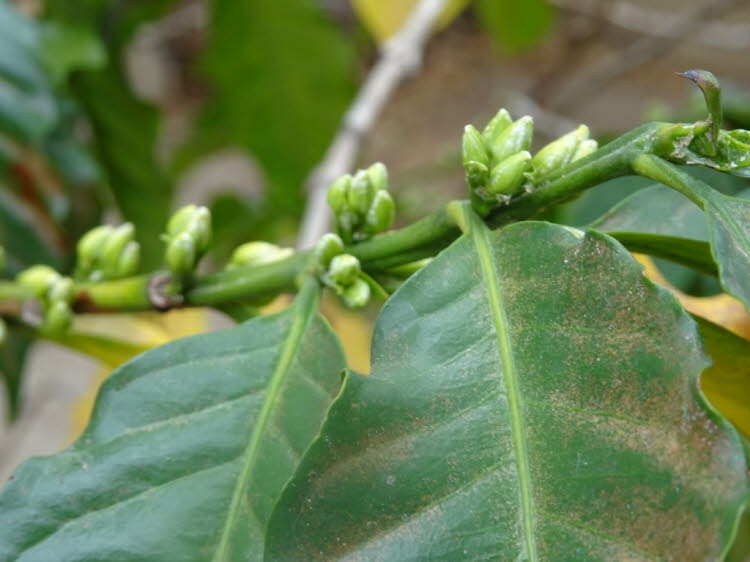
[[266, 219, 748, 560], [633, 155, 750, 312], [0, 280, 346, 560], [201, 0, 355, 214]]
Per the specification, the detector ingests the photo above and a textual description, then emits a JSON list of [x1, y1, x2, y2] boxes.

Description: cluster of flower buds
[[75, 223, 140, 282], [463, 109, 534, 215], [227, 241, 293, 270], [314, 233, 370, 308], [163, 205, 211, 278], [462, 109, 598, 215], [16, 265, 75, 334], [327, 162, 395, 243]]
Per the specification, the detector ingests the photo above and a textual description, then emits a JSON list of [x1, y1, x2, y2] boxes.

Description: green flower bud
[[116, 241, 141, 278], [341, 278, 370, 308], [100, 223, 135, 278], [335, 210, 358, 244], [347, 170, 375, 215], [167, 205, 198, 237], [462, 125, 489, 168], [489, 116, 533, 164], [482, 108, 512, 143], [189, 206, 212, 253], [532, 124, 589, 177], [314, 233, 344, 269], [573, 138, 598, 162], [488, 151, 531, 196], [45, 300, 72, 335], [364, 190, 395, 234], [230, 241, 293, 268], [328, 254, 361, 286], [464, 160, 489, 191], [165, 232, 196, 276], [48, 277, 74, 304], [327, 175, 351, 214], [17, 265, 61, 299], [367, 162, 388, 192], [76, 225, 113, 274]]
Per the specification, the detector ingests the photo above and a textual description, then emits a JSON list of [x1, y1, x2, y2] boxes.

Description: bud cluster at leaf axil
[[16, 265, 75, 334], [314, 233, 370, 308], [462, 109, 597, 215], [75, 223, 140, 282], [327, 162, 395, 244], [163, 205, 212, 278]]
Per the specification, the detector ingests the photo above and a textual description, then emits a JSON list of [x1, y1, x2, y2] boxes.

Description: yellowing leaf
[[350, 0, 469, 41], [696, 317, 750, 439]]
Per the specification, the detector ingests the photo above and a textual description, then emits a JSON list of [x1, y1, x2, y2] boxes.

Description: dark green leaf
[[0, 327, 32, 420], [0, 280, 346, 560], [474, 0, 555, 52], [0, 187, 61, 272], [201, 0, 356, 213], [633, 156, 750, 312], [267, 220, 748, 560]]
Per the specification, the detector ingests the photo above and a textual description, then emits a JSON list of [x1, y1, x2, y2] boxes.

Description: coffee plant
[[0, 68, 749, 561]]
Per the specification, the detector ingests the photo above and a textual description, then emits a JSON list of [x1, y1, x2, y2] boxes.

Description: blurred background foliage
[[1, 0, 750, 487]]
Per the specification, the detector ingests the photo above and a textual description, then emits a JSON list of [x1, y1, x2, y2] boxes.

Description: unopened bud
[[76, 225, 113, 273], [45, 300, 72, 334], [327, 175, 351, 214], [328, 254, 361, 286], [167, 205, 198, 237], [230, 241, 293, 268], [165, 232, 196, 276], [464, 161, 489, 191], [367, 162, 388, 192], [482, 108, 512, 143], [489, 116, 533, 164], [314, 233, 345, 269], [532, 124, 589, 177], [488, 151, 531, 196], [462, 125, 489, 168], [365, 190, 395, 234], [347, 170, 375, 215], [190, 206, 212, 253], [335, 210, 357, 244], [116, 241, 140, 278], [573, 138, 598, 162], [17, 265, 60, 299], [48, 277, 74, 304], [342, 278, 370, 309], [101, 223, 135, 278]]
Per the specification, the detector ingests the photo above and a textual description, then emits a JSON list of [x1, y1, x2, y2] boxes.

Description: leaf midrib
[[212, 279, 319, 561], [469, 217, 538, 560]]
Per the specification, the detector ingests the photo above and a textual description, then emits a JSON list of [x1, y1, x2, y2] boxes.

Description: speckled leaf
[[0, 280, 346, 561], [266, 220, 749, 561]]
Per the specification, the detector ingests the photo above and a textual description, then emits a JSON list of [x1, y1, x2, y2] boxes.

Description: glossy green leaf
[[474, 0, 555, 52], [201, 0, 355, 213], [0, 280, 346, 560], [267, 220, 748, 560], [696, 316, 750, 440], [633, 155, 750, 312]]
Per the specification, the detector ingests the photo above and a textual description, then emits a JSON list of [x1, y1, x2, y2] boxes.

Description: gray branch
[[296, 0, 451, 249]]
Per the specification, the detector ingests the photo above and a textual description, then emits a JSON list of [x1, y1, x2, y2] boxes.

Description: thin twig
[[296, 0, 451, 249]]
